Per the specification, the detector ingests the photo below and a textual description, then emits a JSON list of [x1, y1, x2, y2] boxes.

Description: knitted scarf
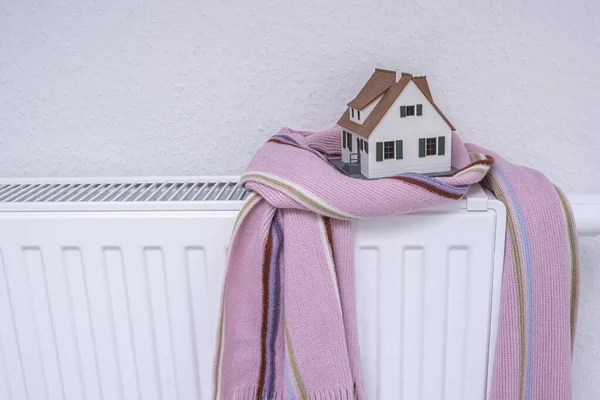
[[213, 126, 579, 400]]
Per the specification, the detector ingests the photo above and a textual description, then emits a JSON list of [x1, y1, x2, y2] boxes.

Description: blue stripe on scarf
[[493, 164, 534, 400], [265, 214, 283, 395], [400, 172, 469, 195], [272, 134, 301, 146], [284, 358, 297, 400]]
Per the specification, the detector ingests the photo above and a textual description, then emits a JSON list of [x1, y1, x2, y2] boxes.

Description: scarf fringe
[[223, 383, 363, 399]]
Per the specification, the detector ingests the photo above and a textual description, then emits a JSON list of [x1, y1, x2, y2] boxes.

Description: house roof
[[338, 69, 455, 138], [347, 69, 396, 109], [412, 75, 433, 102]]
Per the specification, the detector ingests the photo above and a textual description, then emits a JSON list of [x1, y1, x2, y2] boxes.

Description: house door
[[356, 137, 361, 163]]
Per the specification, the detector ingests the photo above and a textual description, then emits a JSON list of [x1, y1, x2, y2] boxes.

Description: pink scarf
[[214, 126, 579, 400]]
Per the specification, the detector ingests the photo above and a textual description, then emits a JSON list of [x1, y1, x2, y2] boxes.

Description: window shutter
[[376, 142, 383, 161], [342, 131, 347, 149], [365, 141, 369, 153], [359, 139, 363, 151], [417, 104, 423, 116], [395, 140, 403, 159], [400, 106, 406, 118], [438, 136, 446, 155], [348, 133, 352, 151], [419, 138, 426, 157]]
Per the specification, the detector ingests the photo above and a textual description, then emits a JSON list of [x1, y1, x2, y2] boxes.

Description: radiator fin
[[126, 247, 161, 400], [0, 249, 28, 400], [444, 247, 469, 399], [23, 247, 63, 400], [144, 248, 179, 400], [186, 247, 211, 399], [103, 247, 140, 400], [63, 247, 103, 400], [379, 244, 403, 396], [355, 247, 380, 399], [402, 247, 425, 400]]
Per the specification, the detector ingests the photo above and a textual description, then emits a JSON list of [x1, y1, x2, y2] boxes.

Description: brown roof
[[338, 70, 455, 138], [412, 75, 455, 130], [412, 76, 433, 102], [347, 69, 396, 109]]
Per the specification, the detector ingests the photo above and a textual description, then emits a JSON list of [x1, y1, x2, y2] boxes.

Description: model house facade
[[338, 69, 455, 178]]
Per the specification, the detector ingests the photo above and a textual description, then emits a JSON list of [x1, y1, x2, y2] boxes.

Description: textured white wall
[[1, 0, 599, 192], [1, 1, 600, 397]]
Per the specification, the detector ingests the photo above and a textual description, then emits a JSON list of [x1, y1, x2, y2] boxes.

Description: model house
[[337, 69, 455, 178]]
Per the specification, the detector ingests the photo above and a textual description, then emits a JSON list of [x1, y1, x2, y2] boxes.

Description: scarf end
[[221, 383, 364, 399]]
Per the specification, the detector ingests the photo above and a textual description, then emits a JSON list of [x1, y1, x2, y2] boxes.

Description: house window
[[348, 132, 353, 151], [342, 130, 347, 149], [426, 137, 437, 155], [384, 141, 395, 159], [357, 110, 361, 121], [401, 105, 421, 117], [365, 141, 369, 153], [359, 139, 364, 151], [351, 108, 355, 118]]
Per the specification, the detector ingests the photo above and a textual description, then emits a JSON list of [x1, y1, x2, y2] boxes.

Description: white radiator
[[0, 177, 597, 400]]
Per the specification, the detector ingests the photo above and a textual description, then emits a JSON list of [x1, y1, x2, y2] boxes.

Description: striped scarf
[[213, 127, 579, 400]]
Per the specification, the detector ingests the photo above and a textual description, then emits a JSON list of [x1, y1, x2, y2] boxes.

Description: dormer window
[[350, 108, 362, 121], [350, 107, 363, 123]]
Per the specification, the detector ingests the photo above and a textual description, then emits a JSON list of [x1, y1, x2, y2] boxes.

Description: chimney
[[396, 70, 412, 82]]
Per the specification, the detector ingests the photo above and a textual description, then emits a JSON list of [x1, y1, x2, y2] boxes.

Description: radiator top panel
[[0, 178, 499, 213], [0, 180, 248, 203]]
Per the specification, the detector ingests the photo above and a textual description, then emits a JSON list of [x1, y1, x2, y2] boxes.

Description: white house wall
[[360, 141, 369, 176], [341, 129, 370, 175], [366, 81, 452, 178]]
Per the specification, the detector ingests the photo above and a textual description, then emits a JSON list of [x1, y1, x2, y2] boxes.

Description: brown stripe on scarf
[[323, 217, 336, 262], [389, 176, 463, 199], [257, 230, 273, 397], [448, 157, 494, 177], [555, 186, 580, 350]]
